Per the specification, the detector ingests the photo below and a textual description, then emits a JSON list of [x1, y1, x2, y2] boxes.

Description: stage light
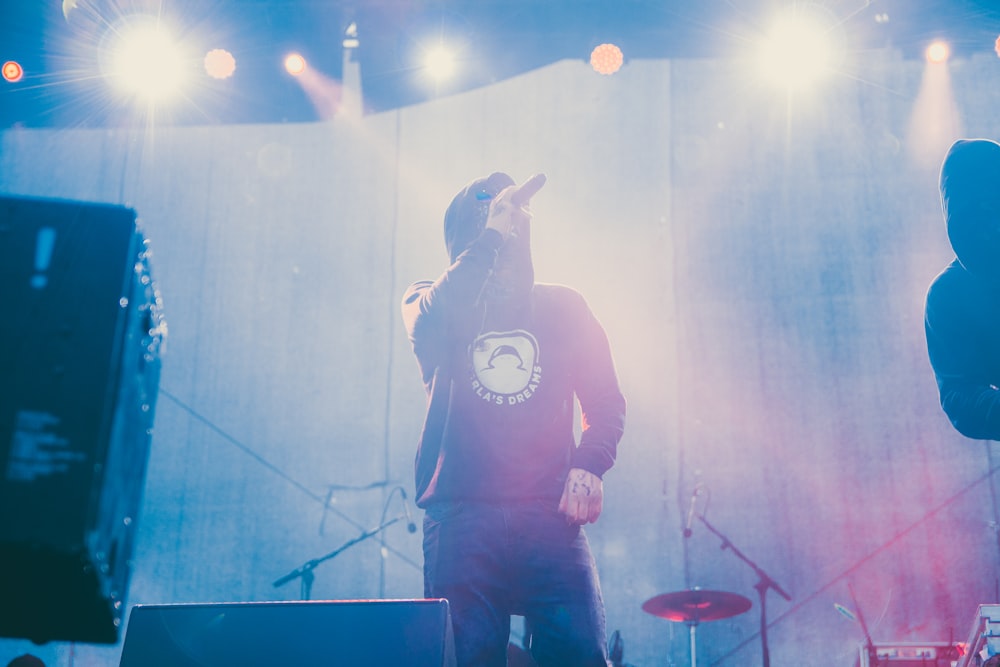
[[994, 35, 1000, 58], [907, 37, 962, 169], [423, 45, 456, 81], [2, 60, 23, 83], [102, 19, 188, 102], [204, 48, 236, 80], [926, 40, 950, 64], [757, 9, 836, 88], [590, 43, 624, 75], [284, 53, 307, 76], [343, 22, 359, 50]]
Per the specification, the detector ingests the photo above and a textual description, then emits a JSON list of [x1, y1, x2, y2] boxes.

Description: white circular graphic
[[470, 330, 542, 404]]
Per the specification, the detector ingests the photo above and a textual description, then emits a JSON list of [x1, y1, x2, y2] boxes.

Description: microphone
[[683, 485, 701, 538], [510, 173, 547, 207], [400, 488, 418, 533]]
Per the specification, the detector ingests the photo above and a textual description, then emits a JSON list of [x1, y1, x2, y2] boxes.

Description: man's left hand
[[558, 468, 604, 525]]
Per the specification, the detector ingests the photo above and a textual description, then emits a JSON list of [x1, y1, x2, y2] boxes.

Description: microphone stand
[[698, 514, 791, 667], [848, 582, 879, 666], [273, 515, 403, 600]]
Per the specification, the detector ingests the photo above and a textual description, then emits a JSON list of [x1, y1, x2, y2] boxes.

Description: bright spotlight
[[925, 40, 950, 64], [590, 43, 624, 75], [284, 53, 307, 76], [104, 20, 187, 101], [2, 60, 23, 83], [423, 45, 456, 81], [757, 10, 836, 88], [204, 48, 236, 80]]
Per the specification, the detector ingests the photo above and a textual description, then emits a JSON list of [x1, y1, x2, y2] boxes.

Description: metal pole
[[688, 622, 698, 667]]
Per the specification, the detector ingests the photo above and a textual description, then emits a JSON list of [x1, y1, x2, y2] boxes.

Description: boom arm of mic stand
[[697, 514, 792, 601], [697, 513, 791, 667], [273, 515, 404, 599]]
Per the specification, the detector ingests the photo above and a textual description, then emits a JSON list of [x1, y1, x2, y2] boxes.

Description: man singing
[[402, 172, 626, 666]]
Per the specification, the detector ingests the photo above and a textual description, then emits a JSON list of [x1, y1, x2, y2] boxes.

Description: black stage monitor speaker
[[0, 195, 165, 644], [118, 599, 457, 667]]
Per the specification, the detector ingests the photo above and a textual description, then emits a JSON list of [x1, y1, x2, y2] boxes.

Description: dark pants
[[422, 500, 609, 667]]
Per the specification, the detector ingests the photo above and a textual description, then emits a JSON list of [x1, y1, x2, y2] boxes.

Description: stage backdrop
[[2, 51, 1000, 667]]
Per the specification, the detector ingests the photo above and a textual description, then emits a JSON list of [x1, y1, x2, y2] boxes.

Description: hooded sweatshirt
[[925, 139, 1000, 439], [401, 173, 626, 507]]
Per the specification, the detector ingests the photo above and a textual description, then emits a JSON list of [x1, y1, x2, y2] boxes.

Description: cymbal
[[642, 589, 752, 623]]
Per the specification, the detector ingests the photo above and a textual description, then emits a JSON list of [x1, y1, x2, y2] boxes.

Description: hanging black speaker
[[0, 194, 166, 644]]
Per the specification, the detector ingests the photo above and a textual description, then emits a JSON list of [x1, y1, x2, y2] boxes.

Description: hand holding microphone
[[485, 173, 547, 241]]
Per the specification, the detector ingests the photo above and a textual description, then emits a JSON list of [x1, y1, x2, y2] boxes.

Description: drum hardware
[[642, 588, 752, 667]]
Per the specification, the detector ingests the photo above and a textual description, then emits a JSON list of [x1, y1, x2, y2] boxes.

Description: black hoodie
[[401, 173, 626, 507], [925, 139, 1000, 439]]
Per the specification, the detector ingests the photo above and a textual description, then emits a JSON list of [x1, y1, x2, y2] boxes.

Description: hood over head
[[443, 171, 534, 302], [444, 172, 516, 263], [941, 138, 1000, 286]]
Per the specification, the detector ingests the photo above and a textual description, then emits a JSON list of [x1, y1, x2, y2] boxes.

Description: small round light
[[926, 40, 950, 64], [590, 43, 624, 75], [204, 48, 236, 79], [2, 60, 24, 83], [284, 53, 307, 76]]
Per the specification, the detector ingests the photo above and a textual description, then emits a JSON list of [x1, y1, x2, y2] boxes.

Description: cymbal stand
[[698, 514, 791, 667], [686, 620, 699, 667], [272, 515, 403, 600]]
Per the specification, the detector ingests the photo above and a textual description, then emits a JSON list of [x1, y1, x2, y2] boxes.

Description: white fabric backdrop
[[2, 53, 999, 666]]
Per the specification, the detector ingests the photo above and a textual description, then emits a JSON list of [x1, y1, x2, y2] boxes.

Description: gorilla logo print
[[470, 330, 542, 405]]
